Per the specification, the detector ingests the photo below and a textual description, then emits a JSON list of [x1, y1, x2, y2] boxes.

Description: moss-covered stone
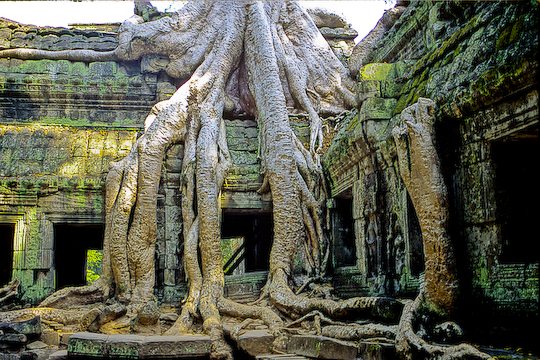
[[359, 98, 397, 121], [360, 63, 394, 81]]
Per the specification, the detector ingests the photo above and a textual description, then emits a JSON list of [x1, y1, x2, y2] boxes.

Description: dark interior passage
[[221, 211, 273, 274], [0, 223, 15, 285], [333, 197, 356, 267], [493, 127, 539, 263], [54, 223, 104, 289], [407, 194, 425, 276]]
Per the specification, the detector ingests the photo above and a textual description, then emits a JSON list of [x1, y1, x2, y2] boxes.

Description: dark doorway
[[407, 194, 425, 276], [54, 223, 104, 289], [221, 212, 273, 275], [492, 126, 539, 263], [333, 197, 356, 267], [0, 223, 15, 285]]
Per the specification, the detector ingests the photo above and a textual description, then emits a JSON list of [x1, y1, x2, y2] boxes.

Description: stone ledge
[[287, 335, 357, 360], [68, 332, 211, 359]]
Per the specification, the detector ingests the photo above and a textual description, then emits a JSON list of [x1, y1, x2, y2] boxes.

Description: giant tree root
[[0, 279, 19, 306], [392, 99, 491, 360], [396, 290, 491, 360]]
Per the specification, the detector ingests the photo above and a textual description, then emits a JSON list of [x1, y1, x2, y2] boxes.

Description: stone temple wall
[[0, 5, 538, 348], [325, 0, 538, 345], [0, 15, 349, 304]]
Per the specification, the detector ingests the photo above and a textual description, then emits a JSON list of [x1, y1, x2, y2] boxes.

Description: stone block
[[67, 332, 107, 357], [235, 330, 274, 357], [59, 332, 75, 346], [40, 330, 60, 347], [287, 335, 357, 360], [381, 79, 403, 98], [230, 150, 258, 165], [48, 350, 68, 360], [360, 63, 394, 81], [359, 98, 397, 121], [357, 340, 397, 360], [106, 334, 143, 359], [0, 316, 41, 340], [67, 333, 212, 359], [137, 335, 211, 358], [0, 333, 28, 345], [26, 340, 47, 350], [358, 80, 381, 103]]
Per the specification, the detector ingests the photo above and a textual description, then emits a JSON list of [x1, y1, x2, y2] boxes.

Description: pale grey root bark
[[0, 279, 19, 306], [392, 99, 490, 360]]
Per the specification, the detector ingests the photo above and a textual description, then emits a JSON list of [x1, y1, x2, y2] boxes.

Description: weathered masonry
[[324, 0, 539, 350], [0, 0, 538, 352], [0, 15, 357, 304]]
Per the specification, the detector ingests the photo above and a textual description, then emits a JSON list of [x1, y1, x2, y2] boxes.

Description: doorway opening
[[406, 193, 425, 276], [221, 211, 273, 275], [333, 196, 356, 268], [492, 126, 539, 263], [0, 223, 15, 285], [54, 223, 104, 289]]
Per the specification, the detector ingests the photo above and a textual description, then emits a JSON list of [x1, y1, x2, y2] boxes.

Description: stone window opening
[[492, 125, 539, 264], [0, 223, 15, 285], [332, 196, 357, 268], [53, 223, 104, 290], [221, 211, 273, 275]]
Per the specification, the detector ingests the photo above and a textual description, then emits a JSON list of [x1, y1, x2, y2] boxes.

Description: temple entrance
[[53, 223, 104, 289], [492, 125, 539, 263], [333, 196, 356, 268], [221, 211, 273, 275], [0, 223, 15, 285]]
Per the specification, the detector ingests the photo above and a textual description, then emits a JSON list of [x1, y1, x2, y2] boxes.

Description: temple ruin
[[0, 1, 538, 359]]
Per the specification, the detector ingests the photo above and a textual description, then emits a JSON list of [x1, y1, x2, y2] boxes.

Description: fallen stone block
[[235, 330, 274, 357], [59, 332, 75, 346], [25, 340, 47, 350], [40, 330, 60, 347], [357, 340, 397, 360], [68, 332, 108, 358], [0, 333, 28, 349], [48, 350, 68, 360], [67, 332, 212, 359], [287, 335, 357, 360], [137, 335, 211, 359], [0, 317, 41, 340]]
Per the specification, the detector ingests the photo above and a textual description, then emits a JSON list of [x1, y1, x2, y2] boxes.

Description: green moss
[[412, 15, 481, 76], [360, 63, 395, 81]]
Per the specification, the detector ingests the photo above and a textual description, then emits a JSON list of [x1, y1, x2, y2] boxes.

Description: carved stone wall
[[0, 15, 323, 304], [326, 0, 538, 347]]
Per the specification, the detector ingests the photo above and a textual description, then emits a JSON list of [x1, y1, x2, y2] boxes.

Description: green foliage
[[86, 249, 103, 285]]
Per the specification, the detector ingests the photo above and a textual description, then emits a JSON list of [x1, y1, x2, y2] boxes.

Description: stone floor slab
[[287, 335, 357, 360], [67, 332, 211, 359]]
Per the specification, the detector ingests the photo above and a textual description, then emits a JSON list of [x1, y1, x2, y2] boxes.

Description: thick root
[[39, 282, 106, 308], [0, 279, 19, 306], [396, 291, 490, 360], [322, 324, 396, 341], [268, 269, 402, 322]]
